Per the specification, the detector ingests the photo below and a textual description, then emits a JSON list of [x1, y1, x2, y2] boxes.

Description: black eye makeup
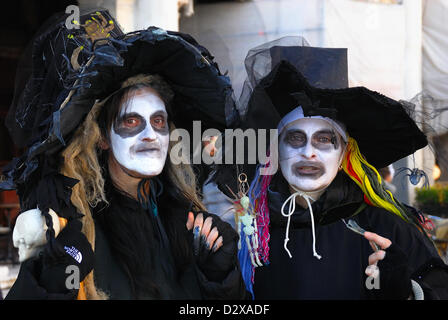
[[113, 111, 169, 138], [114, 112, 147, 138], [311, 130, 339, 150], [283, 129, 339, 151], [150, 111, 168, 131], [284, 130, 307, 148]]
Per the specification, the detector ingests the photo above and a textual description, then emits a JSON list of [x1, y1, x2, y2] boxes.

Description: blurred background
[[0, 0, 447, 296]]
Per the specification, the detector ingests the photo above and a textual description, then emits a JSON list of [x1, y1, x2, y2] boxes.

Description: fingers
[[194, 213, 204, 234], [188, 212, 224, 255], [202, 136, 219, 157], [199, 217, 213, 251], [368, 240, 380, 252], [193, 213, 204, 255], [186, 211, 195, 230], [364, 233, 399, 285], [206, 227, 219, 250], [212, 236, 223, 252], [201, 217, 213, 239], [368, 250, 386, 266], [365, 264, 380, 279], [365, 251, 382, 278], [364, 231, 392, 250]]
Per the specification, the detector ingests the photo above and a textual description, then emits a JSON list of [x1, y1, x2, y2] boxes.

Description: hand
[[186, 211, 238, 282], [39, 219, 94, 293], [364, 232, 412, 299], [186, 212, 223, 257], [364, 231, 391, 278], [202, 136, 219, 157]]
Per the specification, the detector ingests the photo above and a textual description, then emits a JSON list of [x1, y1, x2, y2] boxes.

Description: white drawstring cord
[[280, 188, 322, 260]]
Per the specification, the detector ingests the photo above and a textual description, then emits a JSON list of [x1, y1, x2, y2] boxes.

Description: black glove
[[369, 243, 412, 300], [39, 219, 94, 294], [190, 211, 239, 283]]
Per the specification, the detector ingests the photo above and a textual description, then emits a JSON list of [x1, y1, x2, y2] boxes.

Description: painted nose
[[140, 124, 157, 142], [301, 141, 316, 159]]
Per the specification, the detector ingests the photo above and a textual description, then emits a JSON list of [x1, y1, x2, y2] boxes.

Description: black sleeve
[[193, 211, 248, 299], [5, 219, 94, 300], [195, 264, 248, 300], [5, 257, 78, 300], [365, 207, 448, 300], [390, 216, 448, 300], [412, 257, 448, 300]]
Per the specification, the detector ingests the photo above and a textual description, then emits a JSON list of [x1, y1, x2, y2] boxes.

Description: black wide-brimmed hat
[[1, 9, 238, 221], [212, 37, 427, 198], [244, 60, 427, 169], [2, 9, 238, 193], [6, 9, 124, 151]]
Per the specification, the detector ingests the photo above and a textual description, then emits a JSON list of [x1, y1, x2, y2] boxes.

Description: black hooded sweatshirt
[[6, 175, 247, 300], [253, 172, 448, 300]]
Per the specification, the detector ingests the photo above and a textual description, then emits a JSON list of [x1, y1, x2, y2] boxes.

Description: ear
[[338, 140, 348, 171], [98, 136, 110, 150]]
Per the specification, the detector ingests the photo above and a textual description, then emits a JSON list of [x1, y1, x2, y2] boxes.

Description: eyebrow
[[118, 112, 143, 119], [119, 110, 168, 118], [285, 129, 305, 135], [151, 110, 168, 118], [285, 128, 335, 136], [313, 129, 335, 135]]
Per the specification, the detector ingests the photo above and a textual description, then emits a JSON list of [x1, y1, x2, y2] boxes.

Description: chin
[[131, 168, 163, 178], [120, 157, 166, 178], [288, 177, 327, 193], [293, 184, 324, 193]]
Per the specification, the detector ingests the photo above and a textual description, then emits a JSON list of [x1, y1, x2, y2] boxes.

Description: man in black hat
[[231, 38, 448, 300], [3, 9, 245, 300]]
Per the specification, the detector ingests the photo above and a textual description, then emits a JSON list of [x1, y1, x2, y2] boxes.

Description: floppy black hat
[[212, 37, 427, 200], [0, 9, 239, 226], [244, 59, 428, 169], [6, 9, 124, 151], [1, 9, 237, 194], [212, 37, 350, 195]]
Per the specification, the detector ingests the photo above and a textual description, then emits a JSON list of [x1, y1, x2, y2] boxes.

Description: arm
[[363, 215, 448, 300], [6, 210, 93, 300], [186, 211, 248, 300]]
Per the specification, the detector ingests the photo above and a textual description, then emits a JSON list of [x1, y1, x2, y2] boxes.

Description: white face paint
[[110, 89, 169, 177], [279, 118, 345, 193]]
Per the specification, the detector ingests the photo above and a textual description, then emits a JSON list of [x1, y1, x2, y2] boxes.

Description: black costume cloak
[[229, 37, 448, 300], [253, 172, 448, 299], [3, 9, 245, 300]]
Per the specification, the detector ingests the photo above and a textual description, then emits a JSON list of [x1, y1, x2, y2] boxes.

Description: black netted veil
[[211, 36, 349, 197], [398, 92, 448, 183], [236, 36, 348, 119]]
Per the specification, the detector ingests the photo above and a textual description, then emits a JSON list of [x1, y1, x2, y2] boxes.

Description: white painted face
[[279, 118, 345, 193], [110, 88, 170, 177]]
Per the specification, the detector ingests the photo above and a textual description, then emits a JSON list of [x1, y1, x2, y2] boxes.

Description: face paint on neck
[[109, 89, 170, 178], [279, 118, 345, 193]]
